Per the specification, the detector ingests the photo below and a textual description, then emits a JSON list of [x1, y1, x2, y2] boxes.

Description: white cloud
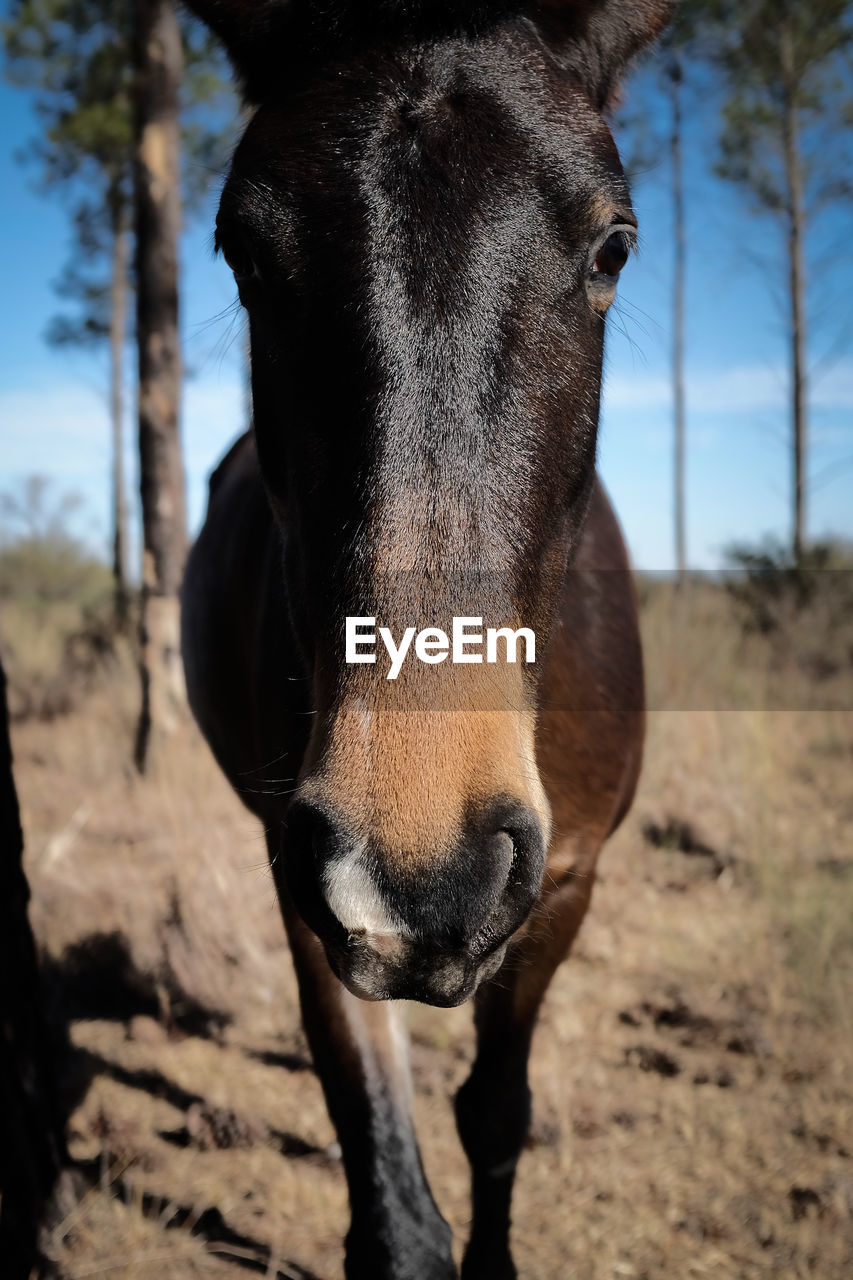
[[603, 360, 853, 416], [0, 361, 849, 575], [0, 383, 111, 472], [0, 374, 245, 551]]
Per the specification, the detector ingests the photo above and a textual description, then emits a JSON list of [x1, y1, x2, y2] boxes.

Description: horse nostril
[[476, 803, 546, 934], [495, 828, 517, 871], [479, 828, 516, 915], [281, 794, 544, 972], [282, 799, 353, 941], [404, 800, 546, 952]]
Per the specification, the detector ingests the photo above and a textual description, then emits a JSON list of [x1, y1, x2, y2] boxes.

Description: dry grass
[[7, 584, 853, 1279]]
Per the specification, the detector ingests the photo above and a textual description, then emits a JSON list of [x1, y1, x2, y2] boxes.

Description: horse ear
[[528, 0, 675, 109], [184, 1, 673, 105], [182, 1, 291, 101]]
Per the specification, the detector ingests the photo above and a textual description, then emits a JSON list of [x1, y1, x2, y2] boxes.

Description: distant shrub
[[0, 535, 112, 611], [635, 548, 853, 712], [724, 538, 853, 684], [0, 478, 126, 720], [0, 475, 112, 609], [725, 538, 853, 626]]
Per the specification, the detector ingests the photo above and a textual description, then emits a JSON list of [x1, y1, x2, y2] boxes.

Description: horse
[[181, 3, 673, 1276]]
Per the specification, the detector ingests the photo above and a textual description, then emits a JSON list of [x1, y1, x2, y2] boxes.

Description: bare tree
[[779, 24, 808, 564], [616, 0, 720, 583], [109, 201, 132, 626], [667, 51, 688, 588]]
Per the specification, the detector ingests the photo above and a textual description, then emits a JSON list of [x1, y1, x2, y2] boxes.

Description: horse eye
[[222, 242, 259, 284], [592, 230, 632, 280]]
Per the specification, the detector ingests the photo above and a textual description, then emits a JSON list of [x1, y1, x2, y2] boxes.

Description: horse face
[[190, 0, 671, 1005]]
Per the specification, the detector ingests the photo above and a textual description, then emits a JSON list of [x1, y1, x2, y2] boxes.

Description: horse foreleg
[[455, 866, 596, 1280], [281, 902, 456, 1280]]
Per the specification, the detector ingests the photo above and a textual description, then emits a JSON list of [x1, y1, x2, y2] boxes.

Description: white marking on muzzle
[[323, 848, 408, 938]]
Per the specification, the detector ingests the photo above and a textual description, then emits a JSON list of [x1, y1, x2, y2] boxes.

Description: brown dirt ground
[[10, 650, 853, 1279]]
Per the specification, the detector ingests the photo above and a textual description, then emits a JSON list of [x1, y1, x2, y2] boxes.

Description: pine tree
[[4, 1, 137, 623], [3, 0, 234, 633], [132, 0, 186, 770]]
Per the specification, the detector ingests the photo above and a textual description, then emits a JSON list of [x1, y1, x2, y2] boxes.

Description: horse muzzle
[[278, 796, 545, 1006]]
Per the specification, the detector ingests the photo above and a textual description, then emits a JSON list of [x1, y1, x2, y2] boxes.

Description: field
[[5, 577, 853, 1279]]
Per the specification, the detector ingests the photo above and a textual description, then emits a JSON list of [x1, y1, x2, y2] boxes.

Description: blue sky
[[0, 54, 851, 571]]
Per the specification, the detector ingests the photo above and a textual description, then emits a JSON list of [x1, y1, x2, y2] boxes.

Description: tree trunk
[[0, 658, 66, 1275], [669, 52, 687, 589], [109, 204, 131, 631], [780, 34, 808, 563], [133, 0, 187, 772]]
